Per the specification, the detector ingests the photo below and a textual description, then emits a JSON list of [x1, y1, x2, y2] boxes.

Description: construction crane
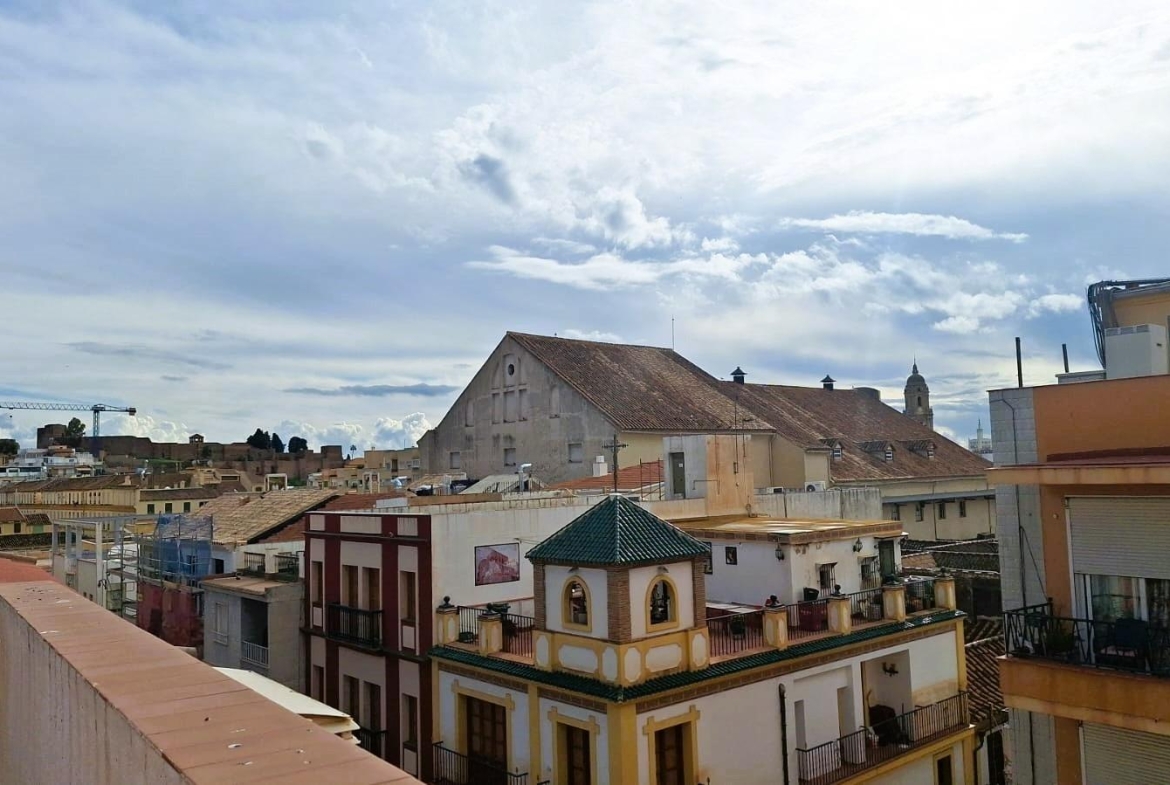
[[0, 402, 137, 455]]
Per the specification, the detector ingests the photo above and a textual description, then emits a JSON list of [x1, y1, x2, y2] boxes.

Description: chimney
[[821, 375, 836, 391], [592, 456, 608, 478], [855, 386, 881, 402], [731, 367, 746, 385]]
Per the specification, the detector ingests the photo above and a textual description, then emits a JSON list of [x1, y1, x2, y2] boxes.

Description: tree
[[271, 433, 285, 453], [245, 428, 271, 450], [287, 436, 308, 454], [58, 417, 86, 448], [0, 438, 18, 457], [200, 445, 212, 461], [348, 444, 357, 459]]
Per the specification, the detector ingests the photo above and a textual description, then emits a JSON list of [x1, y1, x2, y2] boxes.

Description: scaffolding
[[50, 515, 144, 619], [136, 514, 214, 586]]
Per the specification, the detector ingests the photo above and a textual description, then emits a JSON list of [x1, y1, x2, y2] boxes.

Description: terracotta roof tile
[[549, 460, 664, 493], [323, 492, 405, 511], [195, 489, 338, 545], [140, 487, 221, 502], [721, 382, 991, 482], [965, 635, 1005, 720], [508, 332, 773, 432], [0, 559, 53, 583], [0, 507, 25, 523]]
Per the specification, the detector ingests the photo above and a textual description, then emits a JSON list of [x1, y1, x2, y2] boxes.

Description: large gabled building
[[420, 332, 992, 539]]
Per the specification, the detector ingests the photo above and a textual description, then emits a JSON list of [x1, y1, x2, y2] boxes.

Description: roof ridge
[[506, 330, 674, 353]]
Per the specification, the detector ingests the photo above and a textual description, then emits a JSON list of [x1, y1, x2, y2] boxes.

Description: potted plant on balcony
[[729, 614, 747, 640], [1041, 620, 1077, 661]]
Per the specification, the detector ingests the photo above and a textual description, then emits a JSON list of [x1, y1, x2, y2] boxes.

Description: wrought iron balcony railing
[[433, 742, 528, 785], [326, 603, 383, 649], [797, 692, 969, 785], [1005, 601, 1170, 677]]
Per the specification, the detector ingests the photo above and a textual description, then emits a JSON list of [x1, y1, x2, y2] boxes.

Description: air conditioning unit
[[805, 481, 828, 492], [759, 486, 786, 495]]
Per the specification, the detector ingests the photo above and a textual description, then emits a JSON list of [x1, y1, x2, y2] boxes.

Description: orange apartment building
[[990, 278, 1170, 785]]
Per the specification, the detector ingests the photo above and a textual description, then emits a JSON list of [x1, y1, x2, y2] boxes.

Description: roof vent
[[731, 367, 746, 385], [821, 375, 835, 391]]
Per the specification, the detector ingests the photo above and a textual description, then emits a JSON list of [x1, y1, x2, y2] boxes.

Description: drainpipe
[[779, 684, 791, 785]]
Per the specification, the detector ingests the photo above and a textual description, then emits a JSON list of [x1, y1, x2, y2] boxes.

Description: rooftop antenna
[[671, 316, 675, 350]]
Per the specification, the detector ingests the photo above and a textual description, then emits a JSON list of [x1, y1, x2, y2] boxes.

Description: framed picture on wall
[[474, 543, 521, 586]]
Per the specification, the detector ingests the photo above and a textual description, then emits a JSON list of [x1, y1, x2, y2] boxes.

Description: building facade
[[419, 332, 993, 541], [429, 495, 974, 785], [991, 279, 1170, 785], [202, 551, 304, 690]]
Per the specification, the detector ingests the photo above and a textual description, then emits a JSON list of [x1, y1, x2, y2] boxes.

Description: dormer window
[[832, 443, 843, 460], [884, 445, 894, 462], [648, 578, 675, 627], [563, 579, 590, 630]]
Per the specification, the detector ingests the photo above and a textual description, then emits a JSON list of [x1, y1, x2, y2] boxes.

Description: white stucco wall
[[544, 564, 609, 638], [628, 561, 694, 638], [867, 740, 966, 785], [436, 669, 531, 774], [702, 539, 793, 605], [429, 499, 596, 608], [338, 647, 386, 728]]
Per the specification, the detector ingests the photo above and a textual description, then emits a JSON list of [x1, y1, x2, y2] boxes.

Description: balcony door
[[465, 697, 507, 785], [654, 724, 688, 785], [559, 723, 592, 785]]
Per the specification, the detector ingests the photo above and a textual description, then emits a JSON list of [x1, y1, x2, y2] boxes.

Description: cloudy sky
[[3, 1, 1169, 451]]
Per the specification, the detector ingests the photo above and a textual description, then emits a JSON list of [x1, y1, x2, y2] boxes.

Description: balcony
[[240, 552, 265, 577], [797, 692, 969, 785], [356, 727, 388, 759], [273, 552, 299, 581], [1005, 601, 1170, 677], [433, 742, 528, 785], [240, 640, 269, 671], [326, 603, 383, 649], [442, 579, 950, 668]]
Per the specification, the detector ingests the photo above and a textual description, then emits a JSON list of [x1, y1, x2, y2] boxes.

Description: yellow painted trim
[[560, 575, 593, 633], [607, 702, 639, 785], [645, 574, 682, 633], [832, 727, 973, 785], [450, 679, 517, 768], [548, 707, 601, 785], [528, 683, 541, 783], [643, 705, 701, 785], [962, 734, 975, 785]]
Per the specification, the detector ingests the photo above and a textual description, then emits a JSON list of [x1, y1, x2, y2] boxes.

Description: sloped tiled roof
[[721, 382, 990, 481], [196, 489, 338, 545], [964, 617, 1003, 645], [509, 332, 773, 433], [2, 475, 139, 493], [0, 508, 25, 523], [549, 460, 665, 494], [527, 495, 709, 566], [965, 634, 1005, 721], [140, 487, 220, 502], [322, 492, 405, 511]]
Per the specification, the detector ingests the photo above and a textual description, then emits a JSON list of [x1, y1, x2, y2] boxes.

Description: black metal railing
[[904, 578, 937, 613], [847, 588, 885, 623], [709, 610, 766, 657], [433, 742, 528, 785], [1004, 602, 1170, 677], [455, 605, 483, 645], [787, 599, 830, 640], [327, 603, 383, 648], [240, 552, 265, 577], [355, 727, 388, 759], [501, 613, 535, 658], [797, 692, 969, 785], [274, 552, 299, 581]]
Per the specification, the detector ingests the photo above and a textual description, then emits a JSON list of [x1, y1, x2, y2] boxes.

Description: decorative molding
[[642, 704, 701, 736]]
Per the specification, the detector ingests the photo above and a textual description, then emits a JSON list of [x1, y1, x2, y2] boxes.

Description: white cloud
[[1028, 292, 1083, 317], [372, 414, 431, 450], [103, 413, 192, 443], [779, 212, 1028, 242], [532, 238, 597, 256], [275, 420, 367, 452]]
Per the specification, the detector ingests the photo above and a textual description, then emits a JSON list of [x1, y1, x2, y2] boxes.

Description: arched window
[[649, 579, 674, 626], [917, 395, 922, 408], [564, 579, 589, 629]]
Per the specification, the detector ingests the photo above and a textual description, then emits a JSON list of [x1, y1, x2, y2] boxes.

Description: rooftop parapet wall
[[0, 576, 419, 785]]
